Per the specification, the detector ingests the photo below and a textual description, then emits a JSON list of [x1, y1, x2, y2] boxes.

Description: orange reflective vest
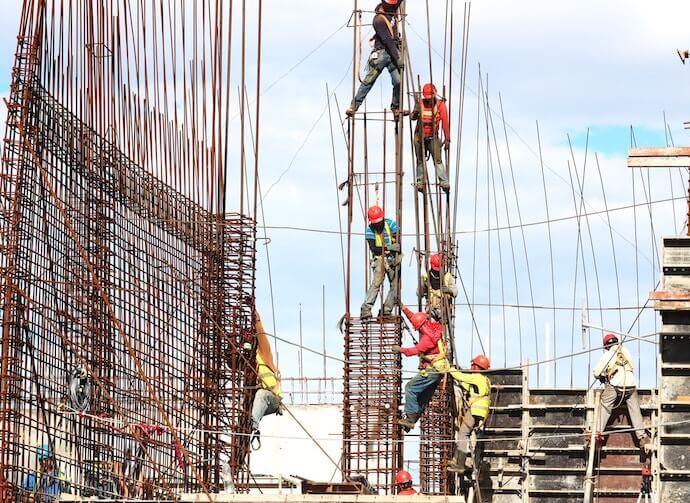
[[420, 101, 440, 138]]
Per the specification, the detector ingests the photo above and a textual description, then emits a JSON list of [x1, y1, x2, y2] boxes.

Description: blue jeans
[[351, 49, 401, 112], [404, 370, 442, 416]]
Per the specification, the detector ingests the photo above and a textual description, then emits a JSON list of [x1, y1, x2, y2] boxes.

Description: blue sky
[[2, 1, 690, 394]]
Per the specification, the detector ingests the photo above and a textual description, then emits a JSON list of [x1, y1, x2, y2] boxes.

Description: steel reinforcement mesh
[[343, 317, 403, 494], [0, 78, 256, 500], [419, 377, 455, 495]]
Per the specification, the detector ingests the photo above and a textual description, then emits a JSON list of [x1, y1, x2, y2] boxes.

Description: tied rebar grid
[[419, 378, 455, 495], [0, 77, 257, 501], [343, 317, 403, 494]]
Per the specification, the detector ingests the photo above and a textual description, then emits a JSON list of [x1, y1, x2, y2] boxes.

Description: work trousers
[[597, 385, 646, 439], [404, 370, 442, 416], [361, 254, 401, 316], [251, 389, 281, 431], [352, 49, 401, 112], [414, 136, 447, 185]]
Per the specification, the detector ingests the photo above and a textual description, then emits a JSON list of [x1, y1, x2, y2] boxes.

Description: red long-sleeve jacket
[[401, 307, 445, 367]]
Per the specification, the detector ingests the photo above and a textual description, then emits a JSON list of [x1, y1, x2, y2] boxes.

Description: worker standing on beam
[[592, 333, 651, 453], [361, 205, 401, 319], [419, 252, 458, 322], [410, 83, 451, 192], [447, 355, 492, 473], [345, 0, 404, 118], [393, 307, 449, 431], [249, 312, 283, 450]]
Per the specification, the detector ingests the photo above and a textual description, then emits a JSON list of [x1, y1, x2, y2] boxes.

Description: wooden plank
[[650, 291, 690, 300], [629, 147, 690, 157], [628, 156, 690, 168]]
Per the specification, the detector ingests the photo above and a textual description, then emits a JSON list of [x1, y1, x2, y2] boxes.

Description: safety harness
[[373, 221, 395, 253], [420, 101, 441, 138]]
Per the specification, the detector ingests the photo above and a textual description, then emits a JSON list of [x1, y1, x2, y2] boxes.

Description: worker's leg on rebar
[[351, 50, 385, 111], [414, 135, 426, 186], [431, 137, 449, 189], [625, 388, 647, 439], [404, 371, 441, 417], [250, 389, 274, 431], [597, 384, 619, 434], [451, 411, 475, 470], [385, 56, 401, 110], [382, 256, 400, 315], [361, 256, 386, 317]]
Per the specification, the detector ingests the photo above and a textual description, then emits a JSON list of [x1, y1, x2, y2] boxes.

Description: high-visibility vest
[[449, 370, 491, 419], [373, 222, 395, 252], [257, 354, 282, 398], [420, 101, 440, 138]]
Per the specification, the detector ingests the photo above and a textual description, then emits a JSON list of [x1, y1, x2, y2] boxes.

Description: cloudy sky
[[2, 1, 689, 392]]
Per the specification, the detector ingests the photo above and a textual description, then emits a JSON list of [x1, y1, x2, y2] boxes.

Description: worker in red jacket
[[410, 83, 451, 192], [393, 307, 450, 431], [395, 470, 417, 496]]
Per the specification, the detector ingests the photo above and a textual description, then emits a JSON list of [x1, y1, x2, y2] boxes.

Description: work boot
[[399, 413, 420, 432], [440, 180, 450, 193], [638, 435, 652, 454], [447, 449, 468, 473], [360, 308, 372, 320], [415, 181, 425, 193]]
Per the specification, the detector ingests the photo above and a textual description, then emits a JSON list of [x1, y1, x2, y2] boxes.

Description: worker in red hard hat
[[410, 82, 451, 192], [419, 252, 457, 322], [393, 307, 449, 431], [592, 333, 651, 453], [361, 205, 401, 319], [394, 469, 416, 495], [346, 1, 405, 118], [447, 355, 492, 473]]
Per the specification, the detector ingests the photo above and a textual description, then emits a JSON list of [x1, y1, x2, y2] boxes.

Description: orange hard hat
[[408, 311, 428, 330], [471, 354, 490, 370], [395, 470, 412, 484], [422, 83, 437, 99], [430, 253, 442, 271], [603, 333, 618, 347], [368, 205, 384, 224]]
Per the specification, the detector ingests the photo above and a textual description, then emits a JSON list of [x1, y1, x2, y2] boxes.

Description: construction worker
[[250, 312, 283, 450], [592, 333, 651, 452], [447, 355, 492, 473], [346, 1, 404, 118], [361, 205, 401, 319], [393, 307, 449, 431], [410, 83, 451, 192], [394, 470, 417, 496], [419, 253, 457, 322], [23, 444, 70, 502]]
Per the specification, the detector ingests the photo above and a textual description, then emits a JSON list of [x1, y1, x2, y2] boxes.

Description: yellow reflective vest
[[257, 353, 282, 399], [448, 369, 491, 419]]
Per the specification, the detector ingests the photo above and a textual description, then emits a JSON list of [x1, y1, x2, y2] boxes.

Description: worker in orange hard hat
[[447, 355, 492, 473], [346, 1, 405, 118], [591, 333, 651, 453], [410, 82, 451, 192], [393, 307, 449, 431], [419, 252, 457, 322], [361, 205, 401, 319], [394, 469, 416, 495]]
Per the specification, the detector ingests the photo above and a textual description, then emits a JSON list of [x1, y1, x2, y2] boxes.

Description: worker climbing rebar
[[393, 307, 450, 431], [410, 83, 451, 192], [447, 355, 491, 474], [361, 205, 401, 319], [418, 252, 458, 322], [346, 0, 404, 118], [249, 312, 283, 450], [590, 333, 651, 453]]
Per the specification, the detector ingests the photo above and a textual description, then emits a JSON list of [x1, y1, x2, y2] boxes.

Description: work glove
[[443, 139, 450, 151], [391, 345, 401, 353], [388, 243, 401, 253]]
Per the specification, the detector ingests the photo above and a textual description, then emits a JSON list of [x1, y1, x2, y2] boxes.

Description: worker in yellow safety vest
[[419, 253, 457, 322], [250, 312, 283, 450], [447, 354, 492, 473]]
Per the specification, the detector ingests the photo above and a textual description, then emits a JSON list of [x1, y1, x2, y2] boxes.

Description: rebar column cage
[[342, 317, 403, 494], [0, 46, 256, 503]]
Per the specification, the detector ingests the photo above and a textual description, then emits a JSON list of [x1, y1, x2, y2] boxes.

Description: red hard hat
[[603, 333, 618, 347], [384, 0, 400, 4], [430, 253, 442, 271], [471, 354, 490, 370], [368, 205, 384, 224], [395, 470, 412, 484], [408, 311, 428, 330], [422, 83, 437, 99]]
